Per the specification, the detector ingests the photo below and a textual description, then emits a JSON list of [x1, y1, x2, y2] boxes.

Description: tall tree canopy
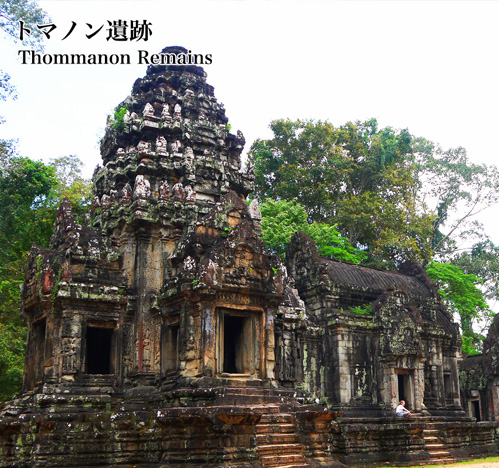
[[413, 139, 499, 257], [249, 118, 499, 353], [426, 261, 492, 354], [0, 149, 91, 400], [249, 119, 434, 268]]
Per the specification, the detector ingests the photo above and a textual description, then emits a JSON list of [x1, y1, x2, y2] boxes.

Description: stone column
[[449, 352, 462, 407], [336, 327, 353, 405], [491, 379, 499, 421], [60, 311, 82, 381], [413, 361, 426, 412], [265, 308, 275, 380], [200, 302, 216, 377]]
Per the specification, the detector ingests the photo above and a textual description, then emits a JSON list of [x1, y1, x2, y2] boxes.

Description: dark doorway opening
[[33, 318, 46, 383], [396, 369, 414, 408], [161, 324, 179, 373], [86, 327, 113, 374], [444, 373, 452, 398], [398, 374, 405, 401], [223, 315, 244, 373], [472, 400, 481, 422], [217, 310, 257, 376]]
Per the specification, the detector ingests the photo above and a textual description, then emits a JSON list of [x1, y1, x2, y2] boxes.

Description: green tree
[[0, 151, 91, 400], [413, 139, 499, 257], [250, 118, 499, 348], [426, 261, 491, 353], [0, 322, 25, 400], [0, 151, 56, 400], [48, 155, 92, 221], [249, 119, 434, 268], [452, 240, 499, 307], [259, 198, 365, 264], [0, 155, 56, 267]]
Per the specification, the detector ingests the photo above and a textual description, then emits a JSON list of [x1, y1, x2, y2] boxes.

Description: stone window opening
[[161, 323, 179, 373], [396, 369, 414, 409], [217, 310, 257, 376], [84, 323, 116, 375]]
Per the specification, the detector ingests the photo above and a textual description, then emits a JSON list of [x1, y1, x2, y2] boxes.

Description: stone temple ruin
[[0, 46, 497, 467], [460, 314, 499, 422]]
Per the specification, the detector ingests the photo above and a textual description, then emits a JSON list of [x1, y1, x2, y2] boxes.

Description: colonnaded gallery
[[1, 47, 498, 468]]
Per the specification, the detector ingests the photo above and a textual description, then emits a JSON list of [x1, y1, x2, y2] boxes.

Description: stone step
[[256, 433, 300, 444], [219, 395, 283, 405], [259, 413, 294, 424], [241, 405, 281, 414], [257, 423, 296, 434], [257, 443, 304, 456], [426, 458, 455, 465], [428, 451, 452, 458], [260, 454, 308, 467], [425, 443, 446, 450]]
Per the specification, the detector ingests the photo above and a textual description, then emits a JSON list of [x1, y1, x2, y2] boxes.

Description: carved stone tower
[[22, 46, 282, 392]]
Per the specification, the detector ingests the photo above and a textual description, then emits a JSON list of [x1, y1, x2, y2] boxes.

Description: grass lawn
[[393, 457, 499, 468]]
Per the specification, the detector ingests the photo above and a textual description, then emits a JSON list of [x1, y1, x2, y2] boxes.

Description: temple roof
[[324, 259, 432, 297]]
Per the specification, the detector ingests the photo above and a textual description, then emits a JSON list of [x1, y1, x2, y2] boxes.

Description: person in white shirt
[[396, 400, 412, 418]]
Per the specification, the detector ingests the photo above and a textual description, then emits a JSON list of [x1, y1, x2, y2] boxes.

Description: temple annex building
[[0, 47, 497, 468]]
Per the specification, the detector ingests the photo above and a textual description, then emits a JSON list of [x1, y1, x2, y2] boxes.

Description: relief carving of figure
[[101, 194, 111, 210], [121, 183, 132, 204], [156, 136, 167, 155], [137, 140, 151, 157], [172, 182, 184, 201], [133, 174, 151, 200], [158, 180, 170, 201], [170, 140, 182, 155], [116, 147, 125, 159], [185, 146, 194, 165], [185, 185, 196, 203], [161, 103, 171, 120], [143, 102, 155, 118]]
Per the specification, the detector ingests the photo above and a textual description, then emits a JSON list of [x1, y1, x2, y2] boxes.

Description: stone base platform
[[0, 386, 497, 467], [333, 417, 498, 466]]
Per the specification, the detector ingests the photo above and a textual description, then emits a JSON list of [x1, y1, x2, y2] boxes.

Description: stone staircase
[[423, 424, 454, 464], [210, 386, 321, 467], [256, 412, 309, 468]]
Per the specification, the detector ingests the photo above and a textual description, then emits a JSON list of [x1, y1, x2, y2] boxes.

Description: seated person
[[396, 400, 412, 417]]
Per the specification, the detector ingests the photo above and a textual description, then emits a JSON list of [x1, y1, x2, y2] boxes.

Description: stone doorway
[[396, 369, 415, 408], [31, 318, 46, 386], [161, 324, 179, 373], [217, 310, 258, 376], [470, 399, 481, 421]]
